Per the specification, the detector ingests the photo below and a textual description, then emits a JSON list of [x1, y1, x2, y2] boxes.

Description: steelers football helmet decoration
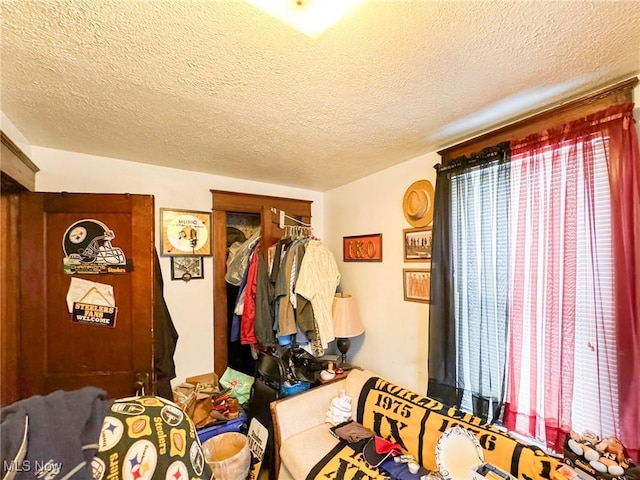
[[63, 219, 129, 274]]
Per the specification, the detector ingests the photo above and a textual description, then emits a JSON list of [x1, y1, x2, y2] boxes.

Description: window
[[448, 135, 619, 449], [428, 80, 639, 459]]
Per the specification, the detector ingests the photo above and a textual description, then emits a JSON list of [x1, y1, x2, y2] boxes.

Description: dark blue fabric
[[1, 387, 113, 479], [379, 457, 429, 480]]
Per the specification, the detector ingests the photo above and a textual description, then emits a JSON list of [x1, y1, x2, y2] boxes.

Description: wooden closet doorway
[[211, 190, 312, 377]]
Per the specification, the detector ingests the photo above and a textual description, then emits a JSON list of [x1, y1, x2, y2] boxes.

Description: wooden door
[[211, 190, 312, 377], [19, 192, 155, 399]]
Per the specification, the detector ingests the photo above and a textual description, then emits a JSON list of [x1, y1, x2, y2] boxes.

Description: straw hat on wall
[[402, 179, 434, 227]]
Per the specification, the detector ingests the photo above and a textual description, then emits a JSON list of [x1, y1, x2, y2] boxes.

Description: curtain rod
[[435, 142, 509, 174], [437, 75, 638, 160]]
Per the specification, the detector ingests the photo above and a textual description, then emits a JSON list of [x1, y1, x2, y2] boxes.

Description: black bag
[[286, 347, 323, 382]]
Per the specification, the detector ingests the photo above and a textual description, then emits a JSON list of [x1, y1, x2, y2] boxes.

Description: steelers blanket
[[307, 443, 390, 480], [92, 396, 213, 480], [309, 377, 562, 480]]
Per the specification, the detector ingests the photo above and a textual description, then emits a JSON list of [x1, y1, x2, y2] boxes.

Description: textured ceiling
[[2, 1, 639, 191]]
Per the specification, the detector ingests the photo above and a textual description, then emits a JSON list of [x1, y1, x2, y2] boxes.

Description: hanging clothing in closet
[[226, 223, 341, 357], [238, 245, 276, 346], [271, 228, 341, 353], [295, 239, 341, 350], [225, 225, 256, 376], [240, 247, 260, 345], [273, 236, 319, 350], [254, 253, 275, 346], [274, 238, 302, 339]]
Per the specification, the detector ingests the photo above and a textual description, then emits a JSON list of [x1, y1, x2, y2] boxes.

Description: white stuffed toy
[[325, 389, 353, 426]]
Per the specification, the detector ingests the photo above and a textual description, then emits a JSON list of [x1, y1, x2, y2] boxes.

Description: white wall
[[324, 151, 439, 394], [1, 112, 33, 159], [32, 146, 325, 384]]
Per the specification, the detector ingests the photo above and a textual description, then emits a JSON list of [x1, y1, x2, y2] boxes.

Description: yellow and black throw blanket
[[308, 442, 390, 480], [308, 377, 563, 480]]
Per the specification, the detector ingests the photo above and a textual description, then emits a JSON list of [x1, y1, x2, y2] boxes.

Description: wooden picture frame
[[343, 233, 383, 262], [403, 227, 433, 262], [170, 256, 204, 281], [160, 208, 212, 256], [403, 268, 430, 303]]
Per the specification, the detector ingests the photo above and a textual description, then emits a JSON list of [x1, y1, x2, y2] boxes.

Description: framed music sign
[[160, 208, 212, 256]]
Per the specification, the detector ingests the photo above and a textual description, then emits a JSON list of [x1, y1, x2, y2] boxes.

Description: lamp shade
[[332, 293, 365, 338]]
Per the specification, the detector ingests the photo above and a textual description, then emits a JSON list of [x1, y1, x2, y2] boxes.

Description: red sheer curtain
[[504, 103, 639, 459], [607, 104, 640, 461]]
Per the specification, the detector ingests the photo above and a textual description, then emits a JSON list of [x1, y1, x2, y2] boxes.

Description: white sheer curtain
[[451, 162, 510, 422]]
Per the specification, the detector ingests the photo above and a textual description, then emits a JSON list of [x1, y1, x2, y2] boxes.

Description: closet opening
[[211, 190, 312, 378], [226, 212, 261, 376]]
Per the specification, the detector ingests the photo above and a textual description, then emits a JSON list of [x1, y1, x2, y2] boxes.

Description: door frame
[[1, 192, 21, 405], [0, 132, 37, 406], [211, 190, 312, 377]]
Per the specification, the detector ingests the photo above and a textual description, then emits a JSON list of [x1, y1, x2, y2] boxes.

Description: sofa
[[271, 369, 564, 480]]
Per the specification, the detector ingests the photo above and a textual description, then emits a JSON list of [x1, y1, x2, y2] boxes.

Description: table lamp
[[332, 293, 365, 370]]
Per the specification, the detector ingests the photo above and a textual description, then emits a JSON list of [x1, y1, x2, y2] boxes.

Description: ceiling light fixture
[[244, 0, 364, 37]]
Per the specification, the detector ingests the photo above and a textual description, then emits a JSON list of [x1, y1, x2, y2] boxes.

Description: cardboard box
[[186, 372, 219, 388]]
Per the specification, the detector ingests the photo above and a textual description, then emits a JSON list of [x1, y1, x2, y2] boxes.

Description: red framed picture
[[343, 234, 383, 262]]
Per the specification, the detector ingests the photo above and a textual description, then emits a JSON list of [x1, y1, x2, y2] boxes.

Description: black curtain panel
[[427, 162, 459, 407], [427, 143, 510, 423]]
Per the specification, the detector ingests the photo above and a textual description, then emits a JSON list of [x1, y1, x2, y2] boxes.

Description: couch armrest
[[272, 379, 347, 442], [270, 379, 347, 476]]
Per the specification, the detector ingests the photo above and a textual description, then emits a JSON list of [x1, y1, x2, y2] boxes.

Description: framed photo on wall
[[403, 268, 430, 303], [403, 227, 432, 262], [160, 208, 212, 256], [170, 256, 204, 281]]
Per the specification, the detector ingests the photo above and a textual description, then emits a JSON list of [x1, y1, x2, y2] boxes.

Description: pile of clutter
[[564, 430, 636, 480], [173, 370, 247, 429]]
